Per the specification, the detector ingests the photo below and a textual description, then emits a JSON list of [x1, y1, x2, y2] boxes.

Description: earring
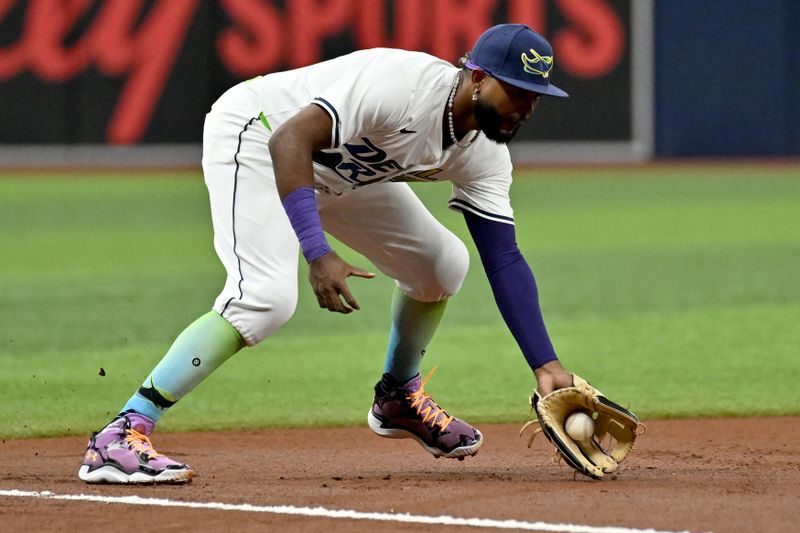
[[472, 90, 479, 101]]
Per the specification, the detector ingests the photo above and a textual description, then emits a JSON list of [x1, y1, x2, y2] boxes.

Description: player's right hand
[[307, 251, 376, 314]]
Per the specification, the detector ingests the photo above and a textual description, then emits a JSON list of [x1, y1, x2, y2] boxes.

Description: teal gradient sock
[[383, 289, 447, 383], [122, 311, 245, 422]]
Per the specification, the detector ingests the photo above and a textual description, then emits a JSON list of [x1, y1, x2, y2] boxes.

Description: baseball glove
[[519, 374, 640, 479]]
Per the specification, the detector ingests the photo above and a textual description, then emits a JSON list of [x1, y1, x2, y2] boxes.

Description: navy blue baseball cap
[[465, 24, 569, 98]]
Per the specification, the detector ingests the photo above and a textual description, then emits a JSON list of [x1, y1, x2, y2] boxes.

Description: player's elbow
[[269, 104, 333, 159], [267, 125, 290, 160]]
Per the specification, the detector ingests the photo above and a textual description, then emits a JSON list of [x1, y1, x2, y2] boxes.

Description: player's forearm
[[268, 116, 336, 262], [268, 103, 334, 199], [464, 211, 558, 370], [486, 256, 558, 369], [269, 127, 317, 199], [268, 103, 338, 262]]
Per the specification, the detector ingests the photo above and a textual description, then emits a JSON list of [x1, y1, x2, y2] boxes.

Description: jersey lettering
[[314, 137, 404, 185], [344, 138, 388, 163], [336, 159, 377, 181]]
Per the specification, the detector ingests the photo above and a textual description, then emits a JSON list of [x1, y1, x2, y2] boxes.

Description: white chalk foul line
[[0, 489, 703, 533]]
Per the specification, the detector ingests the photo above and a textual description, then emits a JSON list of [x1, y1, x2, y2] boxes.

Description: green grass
[[1, 165, 799, 438]]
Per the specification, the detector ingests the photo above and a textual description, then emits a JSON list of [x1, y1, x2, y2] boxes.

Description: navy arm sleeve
[[463, 210, 558, 370]]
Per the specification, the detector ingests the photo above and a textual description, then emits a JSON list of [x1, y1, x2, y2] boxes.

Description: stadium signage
[[1, 0, 643, 161]]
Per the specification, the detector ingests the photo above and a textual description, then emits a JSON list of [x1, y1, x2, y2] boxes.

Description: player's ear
[[469, 68, 489, 89]]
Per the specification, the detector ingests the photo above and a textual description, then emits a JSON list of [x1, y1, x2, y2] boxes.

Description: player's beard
[[473, 98, 520, 144]]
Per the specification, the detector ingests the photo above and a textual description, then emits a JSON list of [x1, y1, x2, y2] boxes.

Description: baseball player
[[79, 24, 575, 484]]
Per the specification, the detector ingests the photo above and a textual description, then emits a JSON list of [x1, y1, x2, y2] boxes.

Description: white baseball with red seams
[[565, 411, 595, 444]]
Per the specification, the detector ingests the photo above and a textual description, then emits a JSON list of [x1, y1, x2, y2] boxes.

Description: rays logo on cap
[[467, 24, 569, 97], [521, 48, 553, 79]]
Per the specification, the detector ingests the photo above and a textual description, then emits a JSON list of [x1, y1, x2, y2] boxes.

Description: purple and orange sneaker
[[367, 369, 483, 460], [78, 411, 193, 484]]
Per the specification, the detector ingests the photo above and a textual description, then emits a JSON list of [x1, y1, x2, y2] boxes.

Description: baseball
[[565, 412, 595, 444]]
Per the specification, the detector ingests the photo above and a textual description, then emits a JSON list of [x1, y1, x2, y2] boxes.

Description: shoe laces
[[125, 429, 164, 459], [407, 367, 454, 432]]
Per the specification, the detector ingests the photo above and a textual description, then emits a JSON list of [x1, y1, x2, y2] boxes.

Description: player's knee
[[436, 237, 470, 296], [220, 292, 298, 346], [400, 237, 469, 301]]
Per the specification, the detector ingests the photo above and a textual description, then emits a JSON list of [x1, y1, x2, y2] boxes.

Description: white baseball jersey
[[204, 48, 516, 344], [248, 48, 515, 225]]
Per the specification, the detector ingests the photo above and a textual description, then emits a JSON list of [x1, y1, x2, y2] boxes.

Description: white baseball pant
[[201, 83, 469, 346]]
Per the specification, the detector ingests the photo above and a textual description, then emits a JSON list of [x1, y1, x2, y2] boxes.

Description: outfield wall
[[654, 0, 800, 157], [0, 0, 798, 167]]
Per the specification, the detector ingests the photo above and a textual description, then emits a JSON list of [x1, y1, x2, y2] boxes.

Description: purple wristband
[[282, 187, 333, 263]]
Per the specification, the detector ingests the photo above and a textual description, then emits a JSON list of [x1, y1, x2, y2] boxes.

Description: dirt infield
[[1, 417, 798, 532]]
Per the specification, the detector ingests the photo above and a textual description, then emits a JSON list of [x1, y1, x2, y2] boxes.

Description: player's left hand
[[520, 373, 641, 479], [533, 360, 574, 396], [308, 251, 376, 313]]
